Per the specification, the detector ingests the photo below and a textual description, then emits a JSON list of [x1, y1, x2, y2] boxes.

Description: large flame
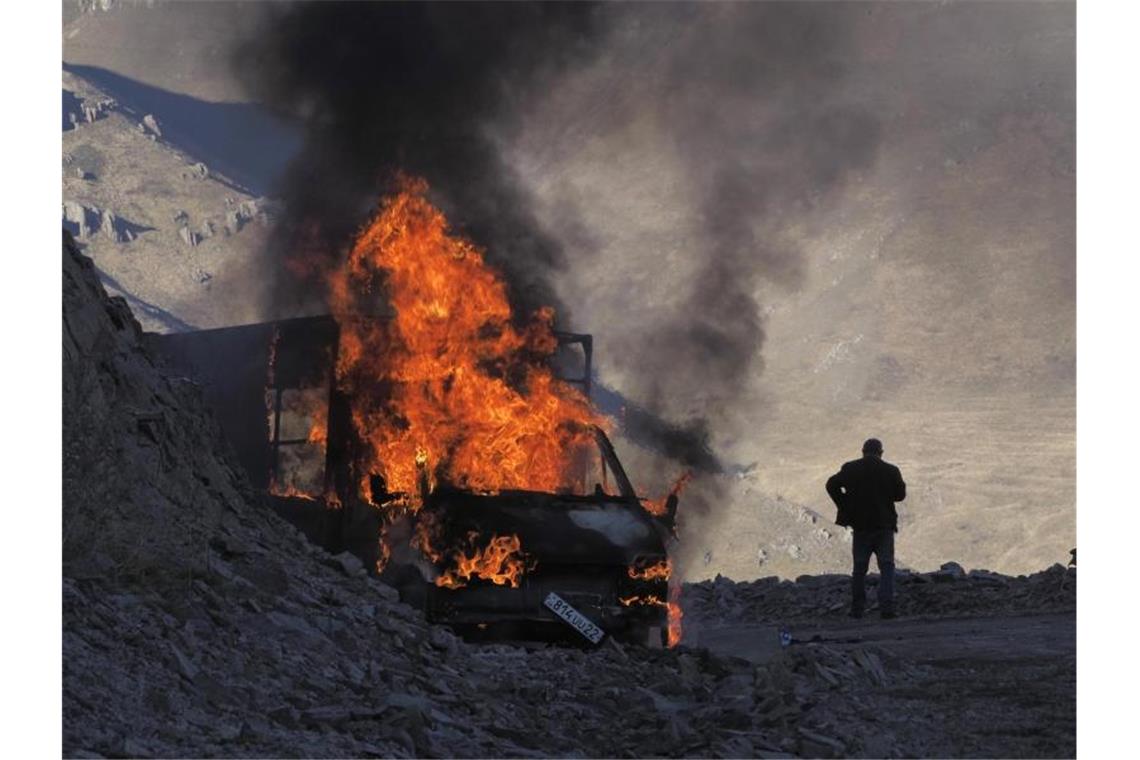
[[435, 532, 532, 589], [327, 177, 605, 501], [284, 177, 685, 641]]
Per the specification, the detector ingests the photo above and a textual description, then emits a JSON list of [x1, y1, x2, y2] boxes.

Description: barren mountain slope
[[63, 67, 277, 332]]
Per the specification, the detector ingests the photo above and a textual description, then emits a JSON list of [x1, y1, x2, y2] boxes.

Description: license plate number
[[543, 592, 605, 644]]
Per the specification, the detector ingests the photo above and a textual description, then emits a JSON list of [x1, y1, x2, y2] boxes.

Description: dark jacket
[[826, 456, 906, 531]]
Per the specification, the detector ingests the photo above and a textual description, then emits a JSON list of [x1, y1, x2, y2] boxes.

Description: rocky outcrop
[[223, 196, 275, 234], [63, 90, 116, 131], [62, 201, 136, 242]]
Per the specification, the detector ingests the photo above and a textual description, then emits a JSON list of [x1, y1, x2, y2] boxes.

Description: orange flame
[[326, 177, 606, 505], [618, 594, 666, 607], [267, 480, 318, 501], [436, 533, 531, 589], [667, 584, 683, 647], [641, 470, 693, 516], [628, 557, 673, 582], [307, 417, 328, 445]]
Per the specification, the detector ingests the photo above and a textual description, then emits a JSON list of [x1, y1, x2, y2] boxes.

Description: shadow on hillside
[[93, 262, 199, 334], [63, 89, 83, 131], [63, 63, 301, 196]]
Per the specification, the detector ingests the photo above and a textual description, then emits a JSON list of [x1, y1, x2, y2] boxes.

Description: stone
[[63, 201, 91, 238], [100, 209, 121, 241], [329, 551, 366, 578], [714, 735, 754, 758], [224, 209, 243, 233], [267, 705, 300, 729], [300, 705, 354, 727], [178, 226, 199, 248], [170, 643, 199, 681], [142, 113, 162, 137], [369, 578, 401, 603], [428, 626, 458, 654], [939, 561, 966, 577], [797, 728, 846, 758]]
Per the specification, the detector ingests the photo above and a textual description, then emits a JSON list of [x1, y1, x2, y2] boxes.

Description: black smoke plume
[[233, 1, 600, 317], [596, 3, 882, 435], [234, 2, 881, 476]]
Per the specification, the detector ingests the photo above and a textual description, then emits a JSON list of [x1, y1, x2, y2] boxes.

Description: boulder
[[178, 226, 199, 248], [328, 551, 365, 578], [142, 113, 162, 138]]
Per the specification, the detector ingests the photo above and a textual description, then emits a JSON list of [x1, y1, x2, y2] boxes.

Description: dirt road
[[696, 612, 1076, 758]]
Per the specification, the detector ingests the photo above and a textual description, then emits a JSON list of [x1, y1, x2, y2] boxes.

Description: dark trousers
[[852, 528, 895, 613]]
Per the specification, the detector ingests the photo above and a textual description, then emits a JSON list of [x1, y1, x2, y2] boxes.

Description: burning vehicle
[[147, 179, 683, 646]]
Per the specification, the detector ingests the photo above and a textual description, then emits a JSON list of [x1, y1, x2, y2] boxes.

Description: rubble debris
[[684, 564, 1075, 624]]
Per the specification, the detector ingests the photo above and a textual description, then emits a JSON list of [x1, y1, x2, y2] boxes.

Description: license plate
[[543, 592, 605, 644]]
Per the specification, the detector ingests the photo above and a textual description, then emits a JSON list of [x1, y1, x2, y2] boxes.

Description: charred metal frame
[[146, 316, 595, 505]]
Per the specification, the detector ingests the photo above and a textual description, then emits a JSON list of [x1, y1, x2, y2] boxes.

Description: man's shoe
[[849, 608, 864, 619], [880, 609, 897, 620]]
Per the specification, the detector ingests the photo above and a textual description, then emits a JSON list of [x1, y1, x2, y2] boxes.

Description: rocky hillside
[[61, 231, 851, 758], [62, 67, 284, 332]]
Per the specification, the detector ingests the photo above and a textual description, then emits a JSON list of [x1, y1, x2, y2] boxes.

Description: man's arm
[[826, 469, 847, 507], [827, 467, 852, 527], [892, 466, 906, 502]]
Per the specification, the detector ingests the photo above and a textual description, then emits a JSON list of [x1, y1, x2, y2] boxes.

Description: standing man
[[826, 438, 907, 619]]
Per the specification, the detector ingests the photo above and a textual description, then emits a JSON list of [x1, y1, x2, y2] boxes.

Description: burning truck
[[146, 179, 684, 646]]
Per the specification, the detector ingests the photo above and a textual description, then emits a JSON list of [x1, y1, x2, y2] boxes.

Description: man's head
[[862, 438, 884, 457]]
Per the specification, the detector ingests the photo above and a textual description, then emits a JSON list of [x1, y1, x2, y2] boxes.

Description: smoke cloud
[[511, 4, 882, 440], [234, 2, 882, 472], [233, 1, 601, 317]]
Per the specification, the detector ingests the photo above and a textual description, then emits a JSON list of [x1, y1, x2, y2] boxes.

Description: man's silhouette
[[826, 438, 906, 619]]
